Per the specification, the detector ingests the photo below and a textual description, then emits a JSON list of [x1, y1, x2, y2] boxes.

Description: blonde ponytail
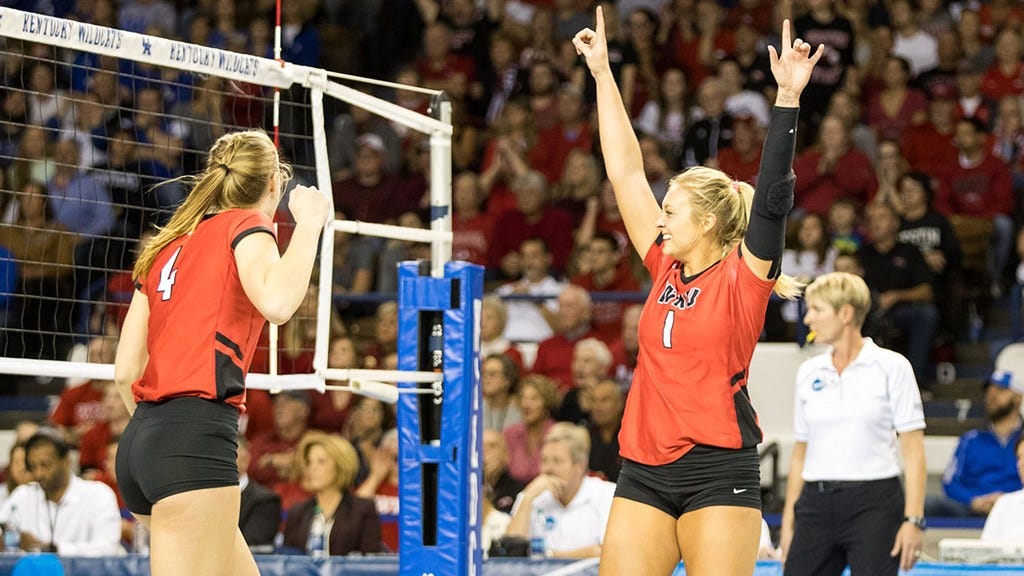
[[133, 130, 288, 282], [669, 167, 804, 300]]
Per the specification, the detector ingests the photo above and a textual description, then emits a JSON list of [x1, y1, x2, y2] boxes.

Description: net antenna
[[0, 8, 453, 400]]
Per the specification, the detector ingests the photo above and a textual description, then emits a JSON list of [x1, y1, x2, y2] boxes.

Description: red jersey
[[134, 209, 275, 412], [50, 381, 105, 428], [620, 241, 773, 465]]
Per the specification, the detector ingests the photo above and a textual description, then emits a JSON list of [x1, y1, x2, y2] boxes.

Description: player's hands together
[[573, 7, 611, 79], [768, 19, 825, 100], [288, 185, 331, 228]]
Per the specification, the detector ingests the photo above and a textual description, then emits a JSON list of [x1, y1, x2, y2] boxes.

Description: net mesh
[[0, 33, 318, 376]]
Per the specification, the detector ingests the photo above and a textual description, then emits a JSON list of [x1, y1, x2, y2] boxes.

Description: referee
[[781, 272, 926, 575]]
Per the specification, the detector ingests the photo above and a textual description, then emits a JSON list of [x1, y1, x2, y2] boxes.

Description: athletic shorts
[[116, 396, 239, 515], [615, 444, 761, 518]]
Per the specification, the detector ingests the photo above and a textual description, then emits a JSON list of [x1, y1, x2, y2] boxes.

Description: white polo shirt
[[497, 277, 564, 344], [981, 489, 1024, 541], [512, 476, 616, 553], [0, 475, 122, 556], [794, 338, 925, 481]]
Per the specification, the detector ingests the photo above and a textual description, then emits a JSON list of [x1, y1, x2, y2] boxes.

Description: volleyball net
[[0, 8, 481, 576], [0, 7, 454, 389]]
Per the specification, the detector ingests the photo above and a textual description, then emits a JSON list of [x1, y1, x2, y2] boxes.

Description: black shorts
[[615, 444, 761, 518], [116, 396, 240, 515]]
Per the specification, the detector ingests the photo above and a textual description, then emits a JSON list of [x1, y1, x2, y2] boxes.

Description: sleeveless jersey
[[619, 239, 775, 465], [133, 209, 275, 412]]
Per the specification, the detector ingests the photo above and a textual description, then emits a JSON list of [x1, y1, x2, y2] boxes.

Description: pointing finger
[[596, 5, 605, 38], [782, 19, 791, 51]]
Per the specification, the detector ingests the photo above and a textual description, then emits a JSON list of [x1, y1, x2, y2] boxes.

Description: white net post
[[307, 75, 334, 378], [429, 96, 452, 279]]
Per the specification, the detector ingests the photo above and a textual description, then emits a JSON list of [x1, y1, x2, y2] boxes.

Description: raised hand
[[573, 6, 610, 78], [288, 185, 331, 228], [768, 19, 825, 99]]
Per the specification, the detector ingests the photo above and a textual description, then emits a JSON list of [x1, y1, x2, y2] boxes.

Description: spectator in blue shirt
[[47, 139, 115, 238], [926, 371, 1024, 516]]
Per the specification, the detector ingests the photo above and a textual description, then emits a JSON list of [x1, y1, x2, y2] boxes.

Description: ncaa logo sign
[[811, 378, 824, 392]]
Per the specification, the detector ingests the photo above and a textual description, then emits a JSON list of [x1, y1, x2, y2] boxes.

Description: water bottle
[[529, 504, 547, 558], [306, 511, 326, 558], [3, 505, 21, 554], [133, 521, 150, 555]]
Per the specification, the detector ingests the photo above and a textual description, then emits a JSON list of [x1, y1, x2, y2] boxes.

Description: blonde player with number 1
[[574, 7, 823, 576]]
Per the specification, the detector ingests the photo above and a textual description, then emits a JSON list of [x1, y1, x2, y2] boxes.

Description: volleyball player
[[113, 130, 329, 575], [573, 10, 823, 576]]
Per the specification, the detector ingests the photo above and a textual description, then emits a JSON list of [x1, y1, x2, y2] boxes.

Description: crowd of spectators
[[6, 0, 1024, 395], [4, 0, 1024, 559]]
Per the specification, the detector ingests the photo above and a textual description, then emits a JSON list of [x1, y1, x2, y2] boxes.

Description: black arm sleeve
[[745, 107, 800, 278]]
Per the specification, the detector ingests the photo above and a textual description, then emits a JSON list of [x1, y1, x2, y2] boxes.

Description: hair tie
[[217, 162, 231, 174]]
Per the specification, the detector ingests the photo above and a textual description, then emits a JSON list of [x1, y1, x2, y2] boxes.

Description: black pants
[[784, 477, 903, 576]]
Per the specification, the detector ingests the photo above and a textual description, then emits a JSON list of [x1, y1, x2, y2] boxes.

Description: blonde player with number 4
[[574, 7, 823, 576], [114, 130, 330, 575]]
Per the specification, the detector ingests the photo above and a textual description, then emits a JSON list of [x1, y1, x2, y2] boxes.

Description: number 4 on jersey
[[157, 247, 182, 301]]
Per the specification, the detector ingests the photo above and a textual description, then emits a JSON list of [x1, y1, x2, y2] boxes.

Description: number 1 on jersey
[[662, 310, 675, 348], [157, 247, 182, 301]]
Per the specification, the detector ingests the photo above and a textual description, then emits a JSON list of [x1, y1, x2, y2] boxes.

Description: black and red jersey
[[134, 209, 275, 412]]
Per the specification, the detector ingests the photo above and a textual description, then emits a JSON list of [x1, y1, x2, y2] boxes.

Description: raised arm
[[235, 186, 331, 325], [742, 20, 824, 280], [574, 7, 660, 260]]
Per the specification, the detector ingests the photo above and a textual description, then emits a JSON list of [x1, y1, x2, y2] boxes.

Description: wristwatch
[[903, 515, 927, 530]]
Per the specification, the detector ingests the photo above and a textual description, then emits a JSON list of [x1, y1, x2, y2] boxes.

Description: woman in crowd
[[482, 353, 522, 432], [282, 432, 382, 556], [503, 375, 558, 484]]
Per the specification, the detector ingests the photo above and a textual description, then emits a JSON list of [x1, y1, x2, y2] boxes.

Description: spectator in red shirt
[[936, 116, 1015, 293], [78, 382, 130, 473], [793, 115, 878, 215], [417, 21, 476, 103], [550, 149, 602, 226], [867, 56, 929, 143], [717, 115, 765, 185], [534, 84, 594, 184], [576, 180, 631, 262], [248, 391, 311, 488], [526, 60, 562, 131], [571, 232, 641, 343], [308, 336, 360, 433], [608, 304, 642, 393], [531, 284, 598, 393], [488, 170, 575, 277], [902, 84, 959, 176], [981, 28, 1024, 102], [332, 134, 403, 224], [452, 171, 491, 267], [480, 97, 543, 219], [51, 335, 117, 446], [356, 429, 400, 552]]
